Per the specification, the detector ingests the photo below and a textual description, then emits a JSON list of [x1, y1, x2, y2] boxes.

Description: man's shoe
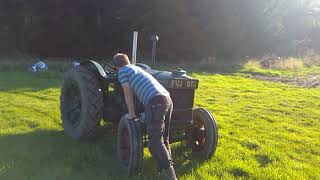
[[159, 166, 177, 180]]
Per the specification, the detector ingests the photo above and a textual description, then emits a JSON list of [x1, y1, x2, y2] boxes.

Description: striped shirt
[[118, 65, 169, 105]]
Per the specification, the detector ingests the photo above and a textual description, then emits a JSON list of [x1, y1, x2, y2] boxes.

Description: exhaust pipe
[[132, 31, 138, 65]]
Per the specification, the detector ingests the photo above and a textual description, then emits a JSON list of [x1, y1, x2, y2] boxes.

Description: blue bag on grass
[[31, 59, 48, 72]]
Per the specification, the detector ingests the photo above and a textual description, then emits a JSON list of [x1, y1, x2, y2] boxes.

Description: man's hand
[[125, 113, 137, 120]]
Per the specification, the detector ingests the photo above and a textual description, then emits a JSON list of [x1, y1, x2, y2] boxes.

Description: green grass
[[0, 67, 319, 179]]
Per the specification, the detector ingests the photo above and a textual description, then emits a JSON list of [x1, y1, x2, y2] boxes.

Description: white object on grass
[[72, 61, 80, 67], [31, 60, 48, 72]]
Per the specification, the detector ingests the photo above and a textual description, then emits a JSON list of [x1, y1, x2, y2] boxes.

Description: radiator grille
[[169, 89, 195, 128], [169, 89, 195, 109]]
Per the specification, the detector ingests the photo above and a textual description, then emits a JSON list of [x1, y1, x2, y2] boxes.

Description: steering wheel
[[103, 62, 116, 73]]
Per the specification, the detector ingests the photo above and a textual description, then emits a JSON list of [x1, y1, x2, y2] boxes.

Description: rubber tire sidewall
[[60, 66, 103, 140], [116, 116, 143, 174], [191, 108, 218, 159]]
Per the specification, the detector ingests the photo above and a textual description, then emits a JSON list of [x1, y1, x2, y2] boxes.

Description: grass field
[[0, 64, 319, 179]]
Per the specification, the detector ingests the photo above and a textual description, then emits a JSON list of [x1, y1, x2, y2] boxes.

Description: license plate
[[168, 79, 198, 89]]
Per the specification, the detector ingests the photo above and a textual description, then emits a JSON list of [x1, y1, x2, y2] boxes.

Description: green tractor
[[60, 60, 218, 173]]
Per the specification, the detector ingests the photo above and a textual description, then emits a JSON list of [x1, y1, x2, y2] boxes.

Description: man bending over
[[114, 53, 177, 180]]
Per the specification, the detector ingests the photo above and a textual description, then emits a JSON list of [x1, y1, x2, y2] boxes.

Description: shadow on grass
[[0, 129, 203, 180], [0, 130, 129, 180], [0, 71, 63, 91]]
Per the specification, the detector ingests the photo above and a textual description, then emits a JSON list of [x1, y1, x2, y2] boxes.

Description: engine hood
[[136, 63, 190, 80], [136, 63, 198, 89]]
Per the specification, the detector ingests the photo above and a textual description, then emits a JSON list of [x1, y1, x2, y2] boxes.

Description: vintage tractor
[[60, 60, 218, 173]]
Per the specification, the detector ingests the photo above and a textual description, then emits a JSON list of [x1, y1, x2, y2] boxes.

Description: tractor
[[60, 60, 218, 173]]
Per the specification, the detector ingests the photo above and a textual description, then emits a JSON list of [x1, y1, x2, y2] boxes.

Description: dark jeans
[[145, 95, 173, 170]]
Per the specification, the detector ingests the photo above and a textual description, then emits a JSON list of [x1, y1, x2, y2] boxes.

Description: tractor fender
[[80, 60, 107, 78]]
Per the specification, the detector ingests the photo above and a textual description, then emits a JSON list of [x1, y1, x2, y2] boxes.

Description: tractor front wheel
[[187, 108, 218, 159]]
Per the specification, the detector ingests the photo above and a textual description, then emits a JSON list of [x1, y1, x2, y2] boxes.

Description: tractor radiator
[[169, 89, 195, 130]]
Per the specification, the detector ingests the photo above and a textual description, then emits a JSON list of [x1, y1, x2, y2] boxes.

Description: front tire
[[187, 108, 218, 159]]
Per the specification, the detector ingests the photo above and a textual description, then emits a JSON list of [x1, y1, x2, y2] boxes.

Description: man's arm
[[121, 82, 136, 119]]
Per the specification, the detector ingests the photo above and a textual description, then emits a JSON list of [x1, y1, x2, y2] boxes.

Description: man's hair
[[113, 53, 131, 68]]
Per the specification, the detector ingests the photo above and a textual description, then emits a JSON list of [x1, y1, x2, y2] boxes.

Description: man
[[114, 53, 177, 180]]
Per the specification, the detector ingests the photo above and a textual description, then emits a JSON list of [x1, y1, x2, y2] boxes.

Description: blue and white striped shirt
[[118, 65, 169, 105]]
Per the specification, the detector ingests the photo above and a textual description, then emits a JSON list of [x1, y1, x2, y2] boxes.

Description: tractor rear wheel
[[116, 116, 143, 174], [60, 66, 103, 140], [187, 108, 218, 159]]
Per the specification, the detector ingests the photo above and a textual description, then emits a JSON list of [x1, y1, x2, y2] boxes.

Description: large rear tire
[[116, 116, 143, 174], [60, 66, 103, 140], [187, 108, 218, 159]]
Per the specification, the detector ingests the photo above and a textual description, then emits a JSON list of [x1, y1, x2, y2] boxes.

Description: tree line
[[0, 0, 319, 62]]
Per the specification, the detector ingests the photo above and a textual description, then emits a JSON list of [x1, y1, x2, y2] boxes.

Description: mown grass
[[0, 65, 319, 179], [191, 74, 320, 179]]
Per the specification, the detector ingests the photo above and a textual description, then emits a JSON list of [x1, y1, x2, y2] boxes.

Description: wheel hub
[[189, 120, 206, 151]]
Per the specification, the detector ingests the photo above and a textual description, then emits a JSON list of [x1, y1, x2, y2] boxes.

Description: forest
[[0, 0, 319, 62]]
